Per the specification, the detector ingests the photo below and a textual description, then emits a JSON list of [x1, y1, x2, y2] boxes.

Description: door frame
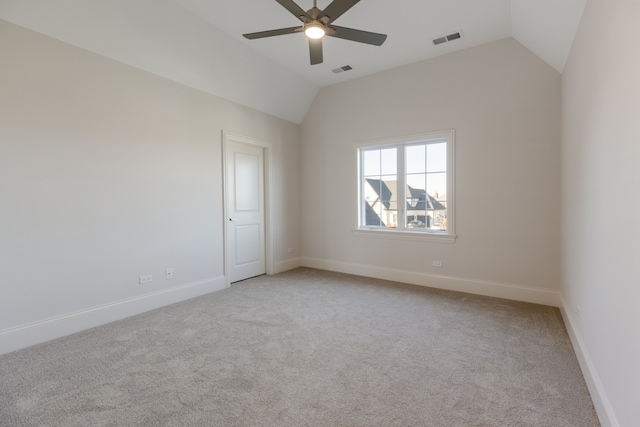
[[222, 131, 274, 285]]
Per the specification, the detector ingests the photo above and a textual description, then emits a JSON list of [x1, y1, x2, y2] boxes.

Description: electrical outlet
[[432, 260, 443, 267], [575, 306, 581, 319], [139, 275, 153, 284], [165, 268, 174, 279]]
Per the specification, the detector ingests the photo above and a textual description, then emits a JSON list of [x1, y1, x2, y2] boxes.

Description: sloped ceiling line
[[0, 0, 587, 123]]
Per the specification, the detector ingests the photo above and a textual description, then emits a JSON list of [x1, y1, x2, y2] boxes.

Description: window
[[356, 130, 455, 242]]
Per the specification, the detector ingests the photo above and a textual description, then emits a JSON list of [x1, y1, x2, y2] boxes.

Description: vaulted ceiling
[[0, 0, 586, 123]]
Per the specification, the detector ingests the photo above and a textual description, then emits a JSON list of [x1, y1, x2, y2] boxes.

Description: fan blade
[[318, 0, 360, 24], [309, 38, 323, 65], [275, 0, 311, 22], [243, 26, 301, 40], [329, 25, 387, 46]]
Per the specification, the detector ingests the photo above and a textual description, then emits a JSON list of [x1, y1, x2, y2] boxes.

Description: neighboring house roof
[[364, 201, 384, 227], [365, 179, 445, 211], [364, 179, 394, 210], [407, 185, 446, 211]]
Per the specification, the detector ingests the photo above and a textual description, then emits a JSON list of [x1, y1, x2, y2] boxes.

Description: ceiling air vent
[[332, 65, 353, 74], [433, 32, 463, 46], [433, 36, 447, 45]]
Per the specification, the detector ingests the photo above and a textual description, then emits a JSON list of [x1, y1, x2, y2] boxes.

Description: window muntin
[[357, 131, 454, 239]]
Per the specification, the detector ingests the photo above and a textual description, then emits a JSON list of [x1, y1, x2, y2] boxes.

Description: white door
[[225, 140, 266, 283]]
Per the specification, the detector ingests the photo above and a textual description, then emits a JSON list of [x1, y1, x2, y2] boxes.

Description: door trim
[[222, 131, 274, 285]]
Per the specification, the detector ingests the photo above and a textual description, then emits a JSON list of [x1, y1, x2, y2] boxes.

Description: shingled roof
[[365, 179, 445, 211], [406, 185, 446, 211], [364, 200, 385, 226]]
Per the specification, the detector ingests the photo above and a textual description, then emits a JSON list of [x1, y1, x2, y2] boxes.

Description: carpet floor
[[0, 268, 599, 426]]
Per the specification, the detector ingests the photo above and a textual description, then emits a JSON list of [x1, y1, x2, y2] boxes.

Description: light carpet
[[0, 268, 599, 426]]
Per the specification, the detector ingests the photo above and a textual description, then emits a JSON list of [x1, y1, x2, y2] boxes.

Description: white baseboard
[[301, 257, 560, 307], [273, 257, 301, 274], [560, 296, 619, 427], [0, 276, 227, 356]]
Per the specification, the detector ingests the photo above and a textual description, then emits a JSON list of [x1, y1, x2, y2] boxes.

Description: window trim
[[354, 130, 456, 243]]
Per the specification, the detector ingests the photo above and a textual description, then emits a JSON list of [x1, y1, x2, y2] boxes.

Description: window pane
[[363, 150, 380, 177], [433, 210, 447, 231], [363, 178, 380, 203], [383, 208, 398, 228], [379, 178, 397, 228], [426, 172, 447, 230], [363, 176, 397, 228], [406, 173, 426, 192], [406, 174, 426, 228], [380, 148, 397, 176], [406, 145, 425, 174], [427, 142, 447, 173], [426, 172, 447, 198], [380, 178, 397, 203], [407, 208, 427, 228]]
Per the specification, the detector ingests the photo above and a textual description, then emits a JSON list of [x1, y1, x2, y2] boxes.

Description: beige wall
[[300, 38, 562, 302], [0, 20, 300, 353], [562, 0, 640, 425]]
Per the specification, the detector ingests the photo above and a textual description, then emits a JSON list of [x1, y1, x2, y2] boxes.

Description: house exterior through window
[[356, 130, 455, 243]]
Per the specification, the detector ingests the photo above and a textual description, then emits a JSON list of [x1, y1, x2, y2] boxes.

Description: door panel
[[234, 153, 260, 211], [235, 224, 261, 265]]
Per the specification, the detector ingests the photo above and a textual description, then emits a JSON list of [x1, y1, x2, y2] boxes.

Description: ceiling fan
[[243, 0, 387, 65]]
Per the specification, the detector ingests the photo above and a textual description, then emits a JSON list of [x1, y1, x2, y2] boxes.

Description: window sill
[[352, 228, 456, 244]]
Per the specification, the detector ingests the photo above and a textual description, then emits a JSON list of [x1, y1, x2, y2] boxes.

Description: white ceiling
[[0, 0, 586, 123], [173, 0, 515, 87]]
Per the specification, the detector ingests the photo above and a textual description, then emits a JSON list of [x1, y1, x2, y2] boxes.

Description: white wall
[[300, 38, 562, 305], [561, 0, 640, 426], [0, 20, 301, 354]]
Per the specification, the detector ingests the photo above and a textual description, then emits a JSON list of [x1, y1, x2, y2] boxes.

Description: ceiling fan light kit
[[243, 0, 387, 65], [304, 22, 325, 39]]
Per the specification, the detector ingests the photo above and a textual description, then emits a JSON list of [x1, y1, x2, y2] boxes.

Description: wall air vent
[[332, 65, 353, 74], [433, 31, 463, 46]]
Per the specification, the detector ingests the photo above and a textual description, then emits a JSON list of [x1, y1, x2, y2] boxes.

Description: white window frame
[[354, 130, 456, 244]]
